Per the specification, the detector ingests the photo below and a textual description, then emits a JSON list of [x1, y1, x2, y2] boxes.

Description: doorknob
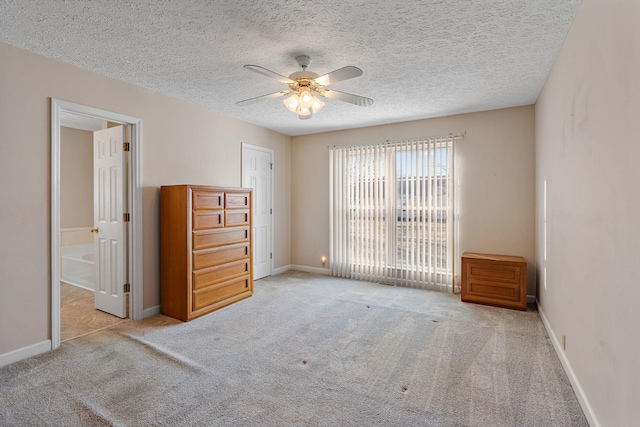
[[91, 227, 99, 233]]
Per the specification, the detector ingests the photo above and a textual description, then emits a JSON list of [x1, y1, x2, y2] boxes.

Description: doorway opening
[[59, 120, 128, 340], [51, 99, 143, 350]]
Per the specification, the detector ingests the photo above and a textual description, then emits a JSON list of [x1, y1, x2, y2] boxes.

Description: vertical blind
[[329, 135, 459, 291]]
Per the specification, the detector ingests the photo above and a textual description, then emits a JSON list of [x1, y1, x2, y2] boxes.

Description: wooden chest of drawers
[[461, 252, 527, 311], [160, 185, 253, 321]]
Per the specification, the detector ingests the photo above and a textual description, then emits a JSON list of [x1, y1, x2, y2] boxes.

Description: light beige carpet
[[0, 271, 587, 426]]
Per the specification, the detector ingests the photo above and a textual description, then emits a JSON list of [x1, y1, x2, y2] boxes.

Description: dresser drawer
[[467, 263, 520, 284], [192, 259, 250, 290], [192, 242, 250, 270], [193, 190, 224, 210], [193, 226, 249, 250], [192, 275, 251, 311], [465, 277, 521, 302], [225, 192, 250, 209], [225, 210, 250, 227], [193, 210, 223, 230]]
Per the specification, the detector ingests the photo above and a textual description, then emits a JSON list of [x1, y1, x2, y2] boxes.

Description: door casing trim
[[51, 99, 143, 350]]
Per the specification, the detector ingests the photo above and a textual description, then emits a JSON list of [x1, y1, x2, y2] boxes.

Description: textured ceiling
[[0, 0, 581, 136]]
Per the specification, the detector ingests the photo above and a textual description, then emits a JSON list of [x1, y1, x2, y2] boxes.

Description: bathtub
[[61, 243, 95, 291]]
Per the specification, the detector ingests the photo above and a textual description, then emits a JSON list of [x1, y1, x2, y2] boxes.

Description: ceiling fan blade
[[236, 91, 290, 106], [243, 65, 294, 84], [314, 66, 363, 86], [321, 89, 374, 107]]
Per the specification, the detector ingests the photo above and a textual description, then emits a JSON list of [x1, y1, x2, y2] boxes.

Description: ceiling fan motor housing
[[295, 55, 311, 69], [290, 55, 319, 82], [288, 71, 320, 81]]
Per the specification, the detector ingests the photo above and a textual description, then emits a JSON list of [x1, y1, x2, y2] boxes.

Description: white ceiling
[[0, 1, 581, 136]]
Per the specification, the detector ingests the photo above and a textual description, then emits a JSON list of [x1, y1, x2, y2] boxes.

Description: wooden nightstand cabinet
[[461, 252, 527, 311]]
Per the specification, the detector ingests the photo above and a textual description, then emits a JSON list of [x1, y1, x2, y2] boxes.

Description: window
[[330, 136, 458, 291]]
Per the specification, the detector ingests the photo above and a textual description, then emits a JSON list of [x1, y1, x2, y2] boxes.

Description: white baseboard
[[272, 265, 291, 275], [0, 340, 51, 368], [290, 265, 330, 275], [61, 280, 94, 293], [537, 301, 599, 427], [142, 305, 161, 318]]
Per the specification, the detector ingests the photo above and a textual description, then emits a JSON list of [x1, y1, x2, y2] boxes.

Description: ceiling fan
[[236, 55, 373, 120]]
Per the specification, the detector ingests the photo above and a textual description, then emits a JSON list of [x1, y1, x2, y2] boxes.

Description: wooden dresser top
[[462, 252, 526, 263]]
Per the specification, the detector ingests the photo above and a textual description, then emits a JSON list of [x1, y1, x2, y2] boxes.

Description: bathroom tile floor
[[60, 282, 127, 342]]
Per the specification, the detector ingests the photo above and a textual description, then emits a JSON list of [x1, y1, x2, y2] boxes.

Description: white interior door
[[242, 144, 273, 280], [93, 126, 127, 318]]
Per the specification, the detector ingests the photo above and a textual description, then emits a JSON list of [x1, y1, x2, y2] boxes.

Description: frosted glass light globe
[[299, 90, 314, 109]]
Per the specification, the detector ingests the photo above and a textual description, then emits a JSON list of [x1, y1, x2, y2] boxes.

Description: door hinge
[[270, 253, 273, 260], [123, 283, 131, 293], [123, 213, 131, 222], [270, 208, 273, 214], [123, 142, 130, 152], [270, 163, 273, 170]]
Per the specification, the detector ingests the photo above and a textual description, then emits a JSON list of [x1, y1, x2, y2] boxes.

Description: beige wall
[[0, 42, 291, 356], [535, 0, 640, 425], [291, 105, 536, 292], [60, 126, 93, 228]]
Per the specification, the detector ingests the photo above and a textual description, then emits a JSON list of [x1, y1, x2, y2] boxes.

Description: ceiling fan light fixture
[[296, 105, 311, 117], [311, 96, 325, 113], [298, 110, 312, 120], [298, 89, 314, 109], [283, 94, 300, 113], [284, 91, 324, 118], [242, 55, 371, 120]]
